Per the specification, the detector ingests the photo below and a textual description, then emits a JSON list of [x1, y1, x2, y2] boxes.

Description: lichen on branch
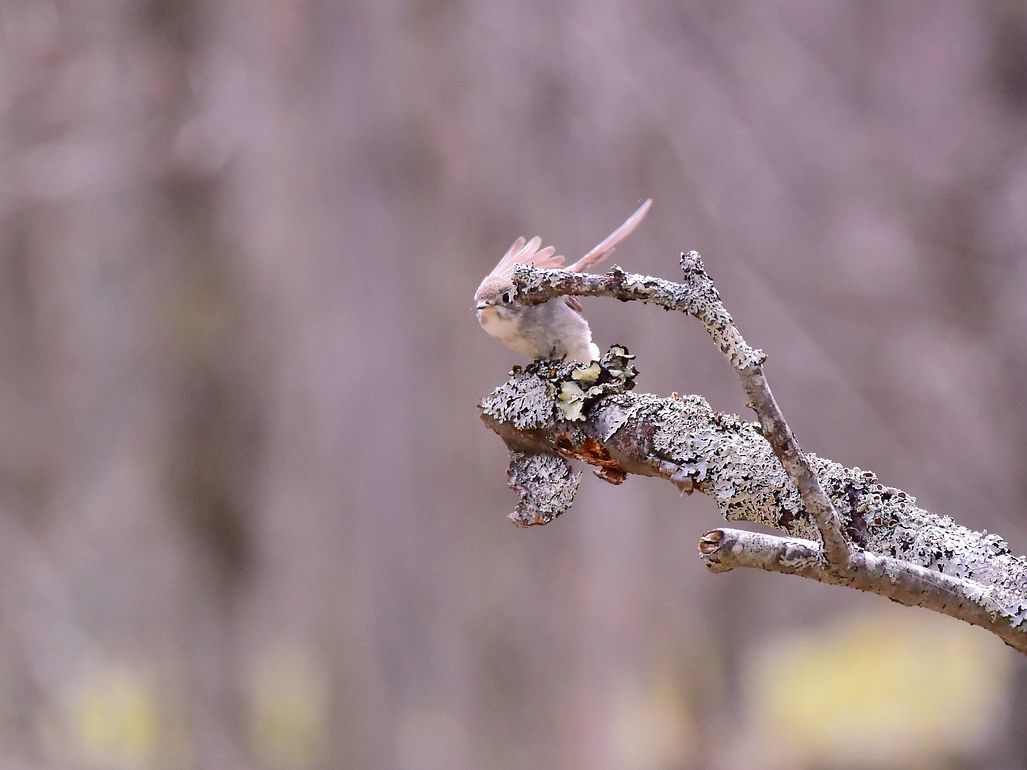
[[480, 251, 1027, 652], [505, 450, 580, 528], [483, 347, 639, 525], [513, 252, 849, 563], [480, 346, 1027, 648]]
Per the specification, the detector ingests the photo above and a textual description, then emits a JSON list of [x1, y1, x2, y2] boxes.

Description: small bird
[[475, 199, 652, 362]]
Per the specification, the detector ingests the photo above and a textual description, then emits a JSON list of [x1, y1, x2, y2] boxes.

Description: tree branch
[[474, 256, 1027, 652], [699, 528, 1027, 653], [513, 253, 850, 564]]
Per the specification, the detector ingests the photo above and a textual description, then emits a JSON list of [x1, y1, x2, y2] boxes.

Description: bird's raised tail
[[568, 198, 652, 273]]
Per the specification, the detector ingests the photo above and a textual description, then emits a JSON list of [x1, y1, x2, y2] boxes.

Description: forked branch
[[514, 252, 850, 563], [477, 253, 1027, 653]]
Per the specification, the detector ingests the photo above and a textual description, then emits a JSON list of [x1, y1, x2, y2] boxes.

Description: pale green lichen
[[571, 362, 602, 384], [480, 347, 639, 426]]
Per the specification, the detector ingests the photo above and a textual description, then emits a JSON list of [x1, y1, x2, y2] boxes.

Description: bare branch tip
[[698, 529, 724, 555]]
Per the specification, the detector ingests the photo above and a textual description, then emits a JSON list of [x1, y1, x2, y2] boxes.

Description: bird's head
[[474, 278, 521, 324]]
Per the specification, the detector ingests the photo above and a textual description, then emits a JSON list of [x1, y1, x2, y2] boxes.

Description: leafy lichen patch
[[479, 370, 557, 431], [506, 450, 580, 527], [479, 346, 638, 428]]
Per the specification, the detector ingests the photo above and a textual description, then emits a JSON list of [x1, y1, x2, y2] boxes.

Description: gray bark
[[479, 257, 1027, 653]]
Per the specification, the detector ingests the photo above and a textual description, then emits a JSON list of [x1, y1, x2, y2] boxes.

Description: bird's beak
[[475, 301, 488, 311]]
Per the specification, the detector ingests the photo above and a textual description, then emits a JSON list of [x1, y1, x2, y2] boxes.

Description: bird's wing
[[482, 198, 652, 311], [568, 198, 652, 273], [484, 235, 566, 282]]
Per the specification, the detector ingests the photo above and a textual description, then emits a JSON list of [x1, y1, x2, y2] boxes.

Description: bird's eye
[[501, 291, 512, 304]]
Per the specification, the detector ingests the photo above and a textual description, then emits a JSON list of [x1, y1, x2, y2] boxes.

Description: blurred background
[[2, 0, 1026, 768]]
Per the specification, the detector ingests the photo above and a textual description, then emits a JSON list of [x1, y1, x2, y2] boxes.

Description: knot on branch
[[506, 450, 580, 527], [480, 346, 638, 427]]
